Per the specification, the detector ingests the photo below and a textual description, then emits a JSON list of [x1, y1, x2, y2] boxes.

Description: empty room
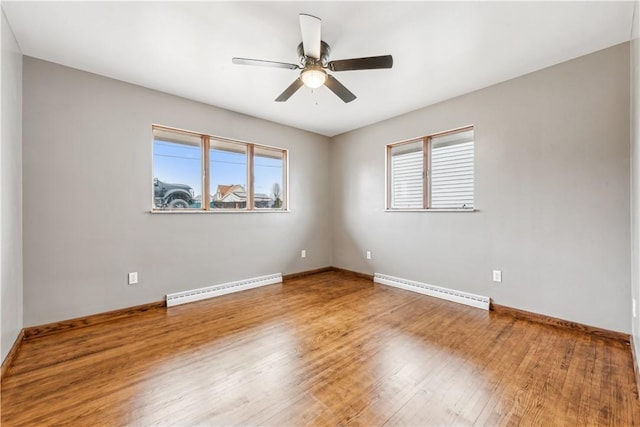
[[2, 1, 640, 425]]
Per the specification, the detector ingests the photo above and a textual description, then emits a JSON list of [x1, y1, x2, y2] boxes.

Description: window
[[152, 126, 288, 211], [253, 146, 285, 209], [153, 129, 202, 210], [387, 126, 474, 210], [389, 140, 424, 209], [210, 140, 248, 210]]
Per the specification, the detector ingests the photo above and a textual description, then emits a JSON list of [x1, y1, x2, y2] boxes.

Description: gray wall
[[18, 40, 635, 336], [1, 10, 23, 363], [22, 58, 331, 327], [631, 1, 640, 361], [331, 43, 631, 333]]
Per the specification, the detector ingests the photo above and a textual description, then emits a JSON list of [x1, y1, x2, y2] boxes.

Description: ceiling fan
[[232, 14, 393, 103]]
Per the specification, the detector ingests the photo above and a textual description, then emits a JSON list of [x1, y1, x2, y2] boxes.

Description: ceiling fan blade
[[232, 57, 299, 70], [328, 55, 393, 72], [275, 78, 304, 102], [299, 14, 321, 59], [325, 75, 356, 103]]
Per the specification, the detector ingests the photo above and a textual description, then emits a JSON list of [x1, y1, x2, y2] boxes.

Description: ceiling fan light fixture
[[300, 67, 327, 89]]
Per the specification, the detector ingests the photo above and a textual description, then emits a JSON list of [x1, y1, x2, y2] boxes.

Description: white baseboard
[[374, 273, 490, 310], [166, 273, 282, 307]]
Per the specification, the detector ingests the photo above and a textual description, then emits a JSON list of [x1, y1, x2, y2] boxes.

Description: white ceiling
[[2, 1, 635, 137]]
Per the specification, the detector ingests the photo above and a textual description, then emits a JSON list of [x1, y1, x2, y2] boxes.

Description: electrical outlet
[[366, 251, 372, 260], [301, 249, 306, 258], [128, 272, 138, 285], [492, 270, 502, 283]]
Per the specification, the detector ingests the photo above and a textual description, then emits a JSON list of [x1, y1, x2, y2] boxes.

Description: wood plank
[[22, 301, 166, 340], [0, 329, 24, 380], [632, 335, 640, 398], [491, 302, 630, 344], [282, 266, 333, 281], [2, 271, 639, 426], [330, 267, 373, 281]]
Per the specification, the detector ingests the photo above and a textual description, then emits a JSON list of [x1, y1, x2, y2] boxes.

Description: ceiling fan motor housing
[[298, 41, 331, 67]]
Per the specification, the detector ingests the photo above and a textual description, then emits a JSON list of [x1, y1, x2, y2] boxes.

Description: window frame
[[152, 125, 288, 213], [386, 125, 475, 212]]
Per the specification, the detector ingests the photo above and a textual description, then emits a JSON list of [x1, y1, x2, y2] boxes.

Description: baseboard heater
[[166, 273, 282, 307], [374, 273, 490, 310]]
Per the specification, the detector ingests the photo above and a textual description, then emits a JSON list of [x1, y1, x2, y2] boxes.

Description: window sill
[[150, 209, 290, 214], [384, 208, 477, 213]]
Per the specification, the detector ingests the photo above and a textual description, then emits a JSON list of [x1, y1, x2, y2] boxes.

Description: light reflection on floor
[[130, 320, 301, 425]]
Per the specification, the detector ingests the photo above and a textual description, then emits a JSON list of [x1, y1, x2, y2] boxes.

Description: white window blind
[[430, 131, 474, 209], [390, 141, 423, 209]]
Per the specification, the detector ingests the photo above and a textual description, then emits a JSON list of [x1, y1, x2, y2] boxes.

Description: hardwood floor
[[2, 271, 639, 426]]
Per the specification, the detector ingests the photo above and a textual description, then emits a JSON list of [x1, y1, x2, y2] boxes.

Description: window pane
[[254, 147, 284, 209], [210, 140, 248, 210], [153, 130, 201, 210], [390, 140, 423, 209], [430, 130, 474, 209]]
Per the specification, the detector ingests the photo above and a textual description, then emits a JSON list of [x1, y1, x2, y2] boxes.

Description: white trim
[[384, 208, 477, 213], [374, 273, 490, 310], [150, 209, 290, 214], [166, 273, 282, 307]]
